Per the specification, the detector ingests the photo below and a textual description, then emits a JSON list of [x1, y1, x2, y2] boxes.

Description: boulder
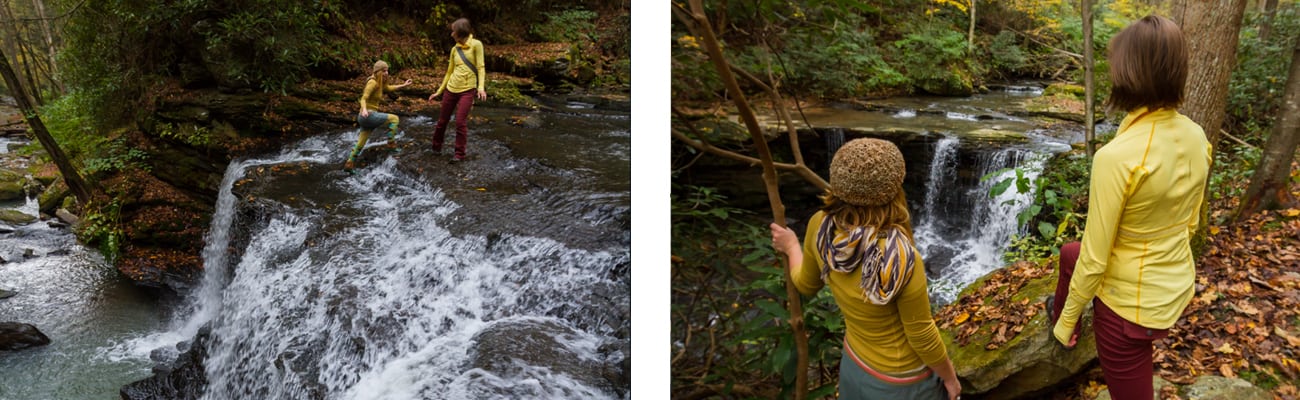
[[0, 168, 24, 201], [1179, 375, 1272, 400], [121, 326, 210, 400], [467, 318, 619, 397], [0, 209, 36, 225], [1093, 376, 1174, 400], [0, 288, 15, 299], [37, 178, 68, 216], [941, 261, 1099, 400], [0, 322, 51, 350], [55, 208, 79, 227]]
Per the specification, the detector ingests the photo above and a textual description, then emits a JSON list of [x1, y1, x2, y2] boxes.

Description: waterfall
[[914, 145, 1047, 305], [921, 135, 960, 226], [824, 128, 845, 160], [115, 128, 628, 399]]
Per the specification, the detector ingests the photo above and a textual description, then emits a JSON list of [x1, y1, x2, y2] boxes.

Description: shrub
[[1228, 7, 1300, 135]]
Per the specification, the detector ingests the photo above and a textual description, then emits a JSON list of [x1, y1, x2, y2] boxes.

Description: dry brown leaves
[[934, 260, 1052, 349]]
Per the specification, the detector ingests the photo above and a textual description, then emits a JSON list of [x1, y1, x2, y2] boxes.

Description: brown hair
[[1105, 15, 1188, 112], [451, 18, 473, 43], [820, 189, 914, 242]]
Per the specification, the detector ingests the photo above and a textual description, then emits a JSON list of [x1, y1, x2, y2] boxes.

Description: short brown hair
[[451, 18, 473, 42], [1105, 15, 1188, 112]]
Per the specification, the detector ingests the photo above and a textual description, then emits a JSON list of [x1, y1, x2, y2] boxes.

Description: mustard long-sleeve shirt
[[795, 211, 949, 375], [359, 77, 401, 112], [435, 35, 486, 95], [1054, 107, 1211, 343]]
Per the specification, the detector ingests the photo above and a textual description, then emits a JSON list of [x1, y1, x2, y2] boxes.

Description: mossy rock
[[942, 259, 1099, 399], [965, 128, 1030, 143], [37, 178, 68, 216], [917, 66, 976, 96], [0, 209, 36, 225], [0, 169, 25, 201], [1044, 83, 1086, 99]]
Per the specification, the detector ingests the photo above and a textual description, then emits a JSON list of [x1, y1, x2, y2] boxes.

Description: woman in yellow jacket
[[428, 18, 486, 163], [347, 60, 411, 172], [771, 138, 960, 400], [1048, 15, 1210, 400]]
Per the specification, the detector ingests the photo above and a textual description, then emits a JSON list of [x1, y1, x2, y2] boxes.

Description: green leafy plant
[[79, 198, 124, 264], [671, 182, 843, 397], [984, 152, 1091, 261]]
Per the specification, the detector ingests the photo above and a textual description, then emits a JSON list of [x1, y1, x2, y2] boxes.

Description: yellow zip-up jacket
[[1054, 107, 1211, 343], [434, 35, 486, 95], [795, 211, 948, 375]]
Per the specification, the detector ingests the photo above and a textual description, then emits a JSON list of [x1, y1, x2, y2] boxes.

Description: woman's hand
[[477, 90, 487, 101], [769, 223, 799, 256], [942, 377, 962, 400], [428, 91, 441, 102], [360, 109, 370, 118], [398, 79, 412, 88]]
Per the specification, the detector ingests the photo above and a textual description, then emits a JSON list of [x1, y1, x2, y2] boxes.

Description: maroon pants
[[1053, 241, 1167, 400], [433, 89, 476, 158]]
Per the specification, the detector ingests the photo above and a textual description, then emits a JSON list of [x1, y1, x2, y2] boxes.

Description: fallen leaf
[[955, 312, 970, 324], [1219, 363, 1236, 378], [1215, 342, 1235, 354], [1284, 209, 1299, 217]]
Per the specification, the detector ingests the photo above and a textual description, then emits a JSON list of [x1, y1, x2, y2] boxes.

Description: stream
[[0, 102, 630, 399]]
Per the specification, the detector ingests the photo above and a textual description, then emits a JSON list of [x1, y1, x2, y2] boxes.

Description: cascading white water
[[920, 135, 960, 224], [117, 128, 627, 399], [914, 144, 1047, 304]]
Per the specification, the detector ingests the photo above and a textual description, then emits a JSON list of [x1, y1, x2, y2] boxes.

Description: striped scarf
[[815, 217, 918, 305]]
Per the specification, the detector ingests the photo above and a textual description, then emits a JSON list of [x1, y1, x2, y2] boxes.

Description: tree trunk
[[683, 1, 808, 398], [1083, 0, 1095, 158], [1173, 0, 1248, 254], [0, 48, 93, 204], [1259, 0, 1278, 43], [968, 0, 976, 51], [1175, 0, 1248, 145], [1236, 39, 1300, 219], [30, 0, 62, 95]]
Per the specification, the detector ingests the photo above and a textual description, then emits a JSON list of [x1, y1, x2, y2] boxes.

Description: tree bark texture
[[1173, 0, 1247, 255], [1236, 39, 1300, 219], [0, 48, 93, 203], [1173, 0, 1248, 145], [1083, 0, 1096, 158], [1258, 0, 1278, 42], [683, 1, 808, 398]]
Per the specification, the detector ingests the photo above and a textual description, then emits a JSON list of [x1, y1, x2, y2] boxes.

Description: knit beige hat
[[372, 60, 390, 74], [830, 138, 906, 206]]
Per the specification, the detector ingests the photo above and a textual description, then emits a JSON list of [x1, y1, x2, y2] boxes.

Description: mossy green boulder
[[0, 169, 26, 201], [0, 209, 36, 225], [939, 259, 1099, 399]]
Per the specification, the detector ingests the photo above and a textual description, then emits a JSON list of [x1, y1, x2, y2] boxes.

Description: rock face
[[120, 327, 210, 400], [0, 322, 51, 350], [1179, 375, 1272, 400], [940, 261, 1100, 399], [0, 168, 26, 201], [468, 318, 624, 398], [0, 209, 36, 225]]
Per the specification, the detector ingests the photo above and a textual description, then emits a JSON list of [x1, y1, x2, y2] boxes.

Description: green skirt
[[838, 349, 946, 400]]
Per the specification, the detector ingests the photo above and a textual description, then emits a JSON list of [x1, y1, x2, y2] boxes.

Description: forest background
[[671, 0, 1300, 399]]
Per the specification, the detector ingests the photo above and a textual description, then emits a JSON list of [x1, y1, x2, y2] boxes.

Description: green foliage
[[757, 15, 907, 98], [1228, 7, 1300, 134], [201, 3, 328, 94], [891, 21, 973, 95], [1209, 144, 1263, 205], [531, 8, 598, 44], [154, 123, 213, 148], [79, 198, 123, 264], [983, 31, 1029, 79], [671, 182, 843, 396], [37, 92, 149, 174], [986, 152, 1091, 261]]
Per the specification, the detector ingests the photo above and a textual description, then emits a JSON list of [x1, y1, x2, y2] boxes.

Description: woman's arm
[[1054, 149, 1132, 345], [429, 54, 454, 101], [387, 79, 413, 91], [896, 262, 961, 399]]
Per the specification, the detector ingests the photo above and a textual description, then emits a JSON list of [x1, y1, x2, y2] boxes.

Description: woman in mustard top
[[771, 138, 960, 400], [1048, 15, 1210, 400], [428, 18, 487, 163], [347, 60, 412, 172]]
